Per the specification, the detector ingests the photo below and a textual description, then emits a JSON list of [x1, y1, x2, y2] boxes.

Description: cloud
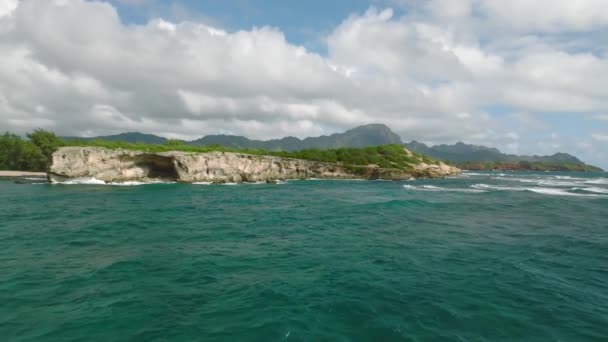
[[114, 0, 151, 6], [0, 0, 17, 17], [593, 114, 608, 121], [391, 0, 608, 33], [477, 0, 608, 33], [0, 0, 607, 167], [592, 134, 608, 142]]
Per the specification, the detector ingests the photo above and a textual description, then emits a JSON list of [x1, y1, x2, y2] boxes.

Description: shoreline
[[0, 171, 47, 178]]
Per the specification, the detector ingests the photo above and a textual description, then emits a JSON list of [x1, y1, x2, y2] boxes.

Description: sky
[[0, 0, 607, 168]]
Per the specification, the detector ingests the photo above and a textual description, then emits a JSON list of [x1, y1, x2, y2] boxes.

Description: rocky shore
[[48, 147, 460, 184]]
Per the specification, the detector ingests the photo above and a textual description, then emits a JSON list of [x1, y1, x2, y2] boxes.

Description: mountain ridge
[[64, 124, 602, 171]]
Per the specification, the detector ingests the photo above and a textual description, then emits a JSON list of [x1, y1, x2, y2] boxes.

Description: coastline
[[0, 171, 47, 178]]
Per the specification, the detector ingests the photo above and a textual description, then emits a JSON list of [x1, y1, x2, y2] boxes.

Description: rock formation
[[48, 147, 460, 183]]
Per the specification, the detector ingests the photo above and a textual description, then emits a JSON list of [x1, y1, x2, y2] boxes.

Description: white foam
[[109, 180, 174, 186], [492, 176, 588, 188], [403, 184, 486, 193], [463, 172, 487, 176], [25, 177, 47, 181], [492, 177, 538, 183], [193, 181, 212, 185], [54, 177, 106, 185], [537, 180, 583, 187], [421, 185, 442, 190], [471, 183, 520, 191], [472, 183, 606, 197], [53, 178, 176, 186], [552, 175, 587, 181], [574, 187, 608, 194], [526, 188, 588, 197], [585, 178, 608, 185]]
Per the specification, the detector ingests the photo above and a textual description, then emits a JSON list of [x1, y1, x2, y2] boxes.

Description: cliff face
[[48, 147, 460, 183]]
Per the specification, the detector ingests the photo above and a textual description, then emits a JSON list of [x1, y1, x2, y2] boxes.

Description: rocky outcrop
[[48, 147, 460, 183]]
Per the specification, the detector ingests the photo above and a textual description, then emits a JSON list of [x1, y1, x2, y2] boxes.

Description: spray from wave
[[52, 178, 175, 186]]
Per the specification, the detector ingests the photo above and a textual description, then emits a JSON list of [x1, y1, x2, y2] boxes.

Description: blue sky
[[109, 0, 386, 51], [1, 0, 607, 168]]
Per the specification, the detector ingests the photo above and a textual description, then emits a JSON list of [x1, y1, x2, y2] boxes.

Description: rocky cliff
[[48, 147, 460, 183]]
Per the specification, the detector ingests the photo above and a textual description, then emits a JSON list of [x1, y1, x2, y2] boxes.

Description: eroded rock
[[48, 147, 460, 183]]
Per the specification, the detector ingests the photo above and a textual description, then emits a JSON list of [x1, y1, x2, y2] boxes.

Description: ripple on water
[[0, 174, 607, 340]]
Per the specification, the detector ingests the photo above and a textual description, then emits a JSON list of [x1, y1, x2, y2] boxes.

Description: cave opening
[[133, 155, 179, 180]]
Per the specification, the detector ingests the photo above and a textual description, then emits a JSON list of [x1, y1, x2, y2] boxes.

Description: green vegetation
[[1, 129, 435, 172], [270, 145, 430, 170], [67, 139, 431, 171], [0, 130, 63, 171], [5, 129, 601, 173], [404, 140, 604, 172]]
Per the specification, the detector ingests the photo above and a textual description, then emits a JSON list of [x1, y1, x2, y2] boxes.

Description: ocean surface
[[1, 171, 607, 341]]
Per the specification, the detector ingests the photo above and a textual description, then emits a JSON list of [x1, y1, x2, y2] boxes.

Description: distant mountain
[[404, 141, 506, 163], [64, 124, 402, 151], [191, 124, 403, 151], [64, 125, 601, 171], [404, 141, 603, 172], [64, 132, 167, 145]]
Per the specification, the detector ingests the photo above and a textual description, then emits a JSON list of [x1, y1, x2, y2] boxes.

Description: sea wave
[[471, 183, 606, 197], [109, 180, 175, 186], [403, 184, 487, 193], [52, 178, 174, 186], [526, 188, 585, 197], [584, 178, 608, 185], [462, 172, 487, 176], [574, 187, 608, 194], [491, 176, 592, 188], [53, 177, 106, 185]]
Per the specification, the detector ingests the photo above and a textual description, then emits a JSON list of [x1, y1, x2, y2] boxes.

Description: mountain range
[[65, 124, 602, 171]]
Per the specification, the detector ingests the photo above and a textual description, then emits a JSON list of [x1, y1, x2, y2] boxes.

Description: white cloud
[[593, 114, 608, 121], [0, 0, 17, 17], [393, 0, 608, 33], [114, 0, 151, 6], [592, 134, 608, 142], [478, 0, 608, 33], [0, 0, 607, 167]]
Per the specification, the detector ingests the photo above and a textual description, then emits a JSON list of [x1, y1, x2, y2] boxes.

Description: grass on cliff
[[64, 139, 434, 171]]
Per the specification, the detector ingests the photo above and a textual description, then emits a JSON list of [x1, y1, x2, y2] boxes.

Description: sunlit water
[[1, 171, 607, 340]]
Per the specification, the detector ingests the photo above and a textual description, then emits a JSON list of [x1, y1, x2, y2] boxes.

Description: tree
[[27, 129, 63, 164], [0, 132, 46, 171]]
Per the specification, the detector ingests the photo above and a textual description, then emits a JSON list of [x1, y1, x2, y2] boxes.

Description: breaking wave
[[471, 183, 606, 197], [585, 178, 608, 185], [403, 184, 487, 193], [52, 178, 174, 186]]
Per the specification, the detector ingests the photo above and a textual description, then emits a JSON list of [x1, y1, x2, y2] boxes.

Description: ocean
[[1, 171, 607, 341]]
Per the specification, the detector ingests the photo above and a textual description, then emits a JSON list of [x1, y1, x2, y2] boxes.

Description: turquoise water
[[1, 172, 608, 341]]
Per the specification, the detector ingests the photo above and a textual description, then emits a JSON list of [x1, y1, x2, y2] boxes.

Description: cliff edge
[[48, 147, 460, 183]]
